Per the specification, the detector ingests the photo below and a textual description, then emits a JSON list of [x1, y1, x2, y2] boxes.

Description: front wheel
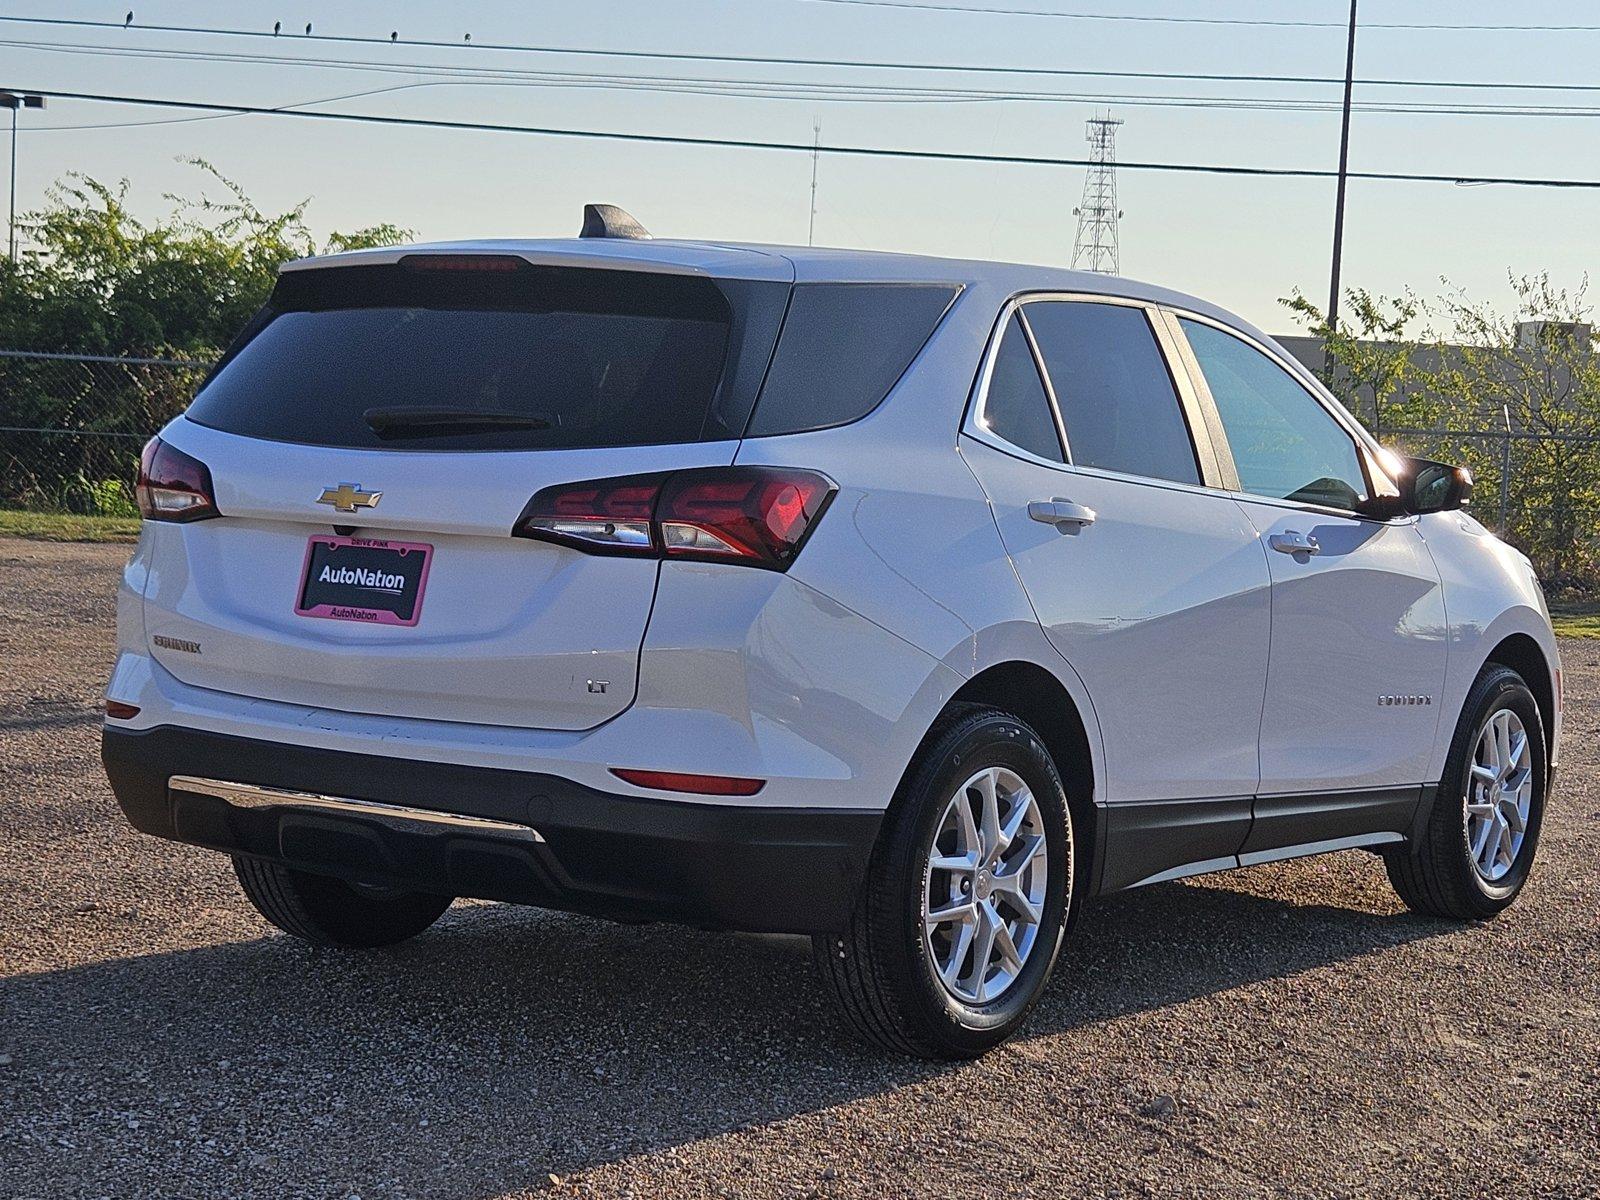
[[1386, 664, 1547, 920], [813, 706, 1074, 1059], [233, 856, 454, 948]]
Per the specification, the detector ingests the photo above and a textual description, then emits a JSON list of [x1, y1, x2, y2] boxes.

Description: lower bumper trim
[[168, 775, 546, 842], [104, 725, 881, 935]]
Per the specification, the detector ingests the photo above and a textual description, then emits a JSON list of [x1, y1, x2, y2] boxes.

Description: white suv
[[103, 211, 1561, 1058]]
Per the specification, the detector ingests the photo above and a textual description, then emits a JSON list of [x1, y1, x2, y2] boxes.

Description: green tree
[[0, 161, 409, 510], [0, 159, 408, 356], [1422, 273, 1600, 585], [1285, 274, 1600, 587], [1280, 287, 1431, 432]]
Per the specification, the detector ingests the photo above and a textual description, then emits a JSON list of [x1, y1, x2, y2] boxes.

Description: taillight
[[136, 437, 219, 523], [515, 467, 834, 570], [515, 473, 665, 556], [657, 469, 832, 567]]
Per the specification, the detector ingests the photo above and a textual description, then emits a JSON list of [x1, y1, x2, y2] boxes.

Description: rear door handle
[[1269, 530, 1320, 556], [1028, 498, 1097, 531]]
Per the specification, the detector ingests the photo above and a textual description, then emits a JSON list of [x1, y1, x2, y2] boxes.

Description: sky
[[3, 0, 1598, 332]]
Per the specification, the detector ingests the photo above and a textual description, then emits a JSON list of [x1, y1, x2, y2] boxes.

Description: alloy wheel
[[1464, 707, 1534, 883], [921, 766, 1056, 1004]]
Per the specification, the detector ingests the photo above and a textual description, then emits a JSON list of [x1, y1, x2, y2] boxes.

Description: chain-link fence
[[1386, 426, 1600, 588], [0, 349, 210, 516], [2, 346, 1598, 584]]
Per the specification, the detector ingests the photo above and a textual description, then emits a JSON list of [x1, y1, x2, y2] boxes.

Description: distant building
[[1515, 320, 1593, 351], [1270, 324, 1593, 434]]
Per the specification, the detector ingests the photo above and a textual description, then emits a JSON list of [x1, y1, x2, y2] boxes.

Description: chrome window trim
[[1213, 486, 1418, 527], [963, 300, 1068, 472], [1012, 306, 1073, 463], [962, 292, 1223, 493]]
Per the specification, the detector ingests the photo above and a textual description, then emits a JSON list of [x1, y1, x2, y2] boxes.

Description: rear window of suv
[[187, 262, 776, 452]]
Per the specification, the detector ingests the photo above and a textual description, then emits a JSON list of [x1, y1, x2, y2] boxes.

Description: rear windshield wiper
[[363, 406, 552, 440]]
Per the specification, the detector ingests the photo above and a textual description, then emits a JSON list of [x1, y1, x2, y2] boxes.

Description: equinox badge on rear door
[[317, 483, 382, 513]]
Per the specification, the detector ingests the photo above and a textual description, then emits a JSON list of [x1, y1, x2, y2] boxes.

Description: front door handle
[[1269, 530, 1321, 556], [1028, 498, 1097, 532]]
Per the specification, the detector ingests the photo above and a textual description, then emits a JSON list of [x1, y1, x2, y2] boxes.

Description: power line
[[1, 15, 1596, 95], [14, 38, 1600, 120], [20, 109, 241, 133], [16, 83, 515, 133], [37, 90, 1600, 132], [15, 86, 1600, 190], [794, 0, 1600, 30]]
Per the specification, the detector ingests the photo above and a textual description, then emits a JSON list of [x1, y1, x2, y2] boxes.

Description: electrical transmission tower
[[1071, 112, 1124, 274]]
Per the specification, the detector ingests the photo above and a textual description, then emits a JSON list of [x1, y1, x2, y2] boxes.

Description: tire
[[813, 706, 1074, 1059], [232, 856, 453, 948], [1385, 664, 1547, 920]]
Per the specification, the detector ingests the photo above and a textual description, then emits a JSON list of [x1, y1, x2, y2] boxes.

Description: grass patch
[[1549, 600, 1600, 639], [0, 508, 140, 543]]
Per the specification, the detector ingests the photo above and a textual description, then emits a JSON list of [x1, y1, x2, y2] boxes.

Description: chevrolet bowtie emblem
[[317, 483, 382, 513]]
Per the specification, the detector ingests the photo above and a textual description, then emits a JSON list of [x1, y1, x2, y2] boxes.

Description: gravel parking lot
[[2, 537, 1596, 1199]]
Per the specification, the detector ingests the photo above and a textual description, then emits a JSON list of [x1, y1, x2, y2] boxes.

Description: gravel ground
[[1, 537, 1596, 1199]]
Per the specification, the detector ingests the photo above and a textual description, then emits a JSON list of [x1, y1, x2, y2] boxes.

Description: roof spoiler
[[580, 204, 652, 240]]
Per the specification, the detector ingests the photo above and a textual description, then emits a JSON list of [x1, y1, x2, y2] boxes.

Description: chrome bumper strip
[[167, 775, 545, 843]]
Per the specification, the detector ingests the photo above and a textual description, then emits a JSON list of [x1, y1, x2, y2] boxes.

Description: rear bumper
[[102, 725, 881, 934]]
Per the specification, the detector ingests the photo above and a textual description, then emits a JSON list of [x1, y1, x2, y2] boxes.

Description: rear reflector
[[104, 701, 141, 720], [610, 768, 765, 797], [136, 437, 219, 523], [515, 467, 835, 570]]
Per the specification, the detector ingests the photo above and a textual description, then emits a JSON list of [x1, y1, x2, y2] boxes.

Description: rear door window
[[187, 263, 773, 451], [975, 314, 1064, 462], [1022, 301, 1202, 487]]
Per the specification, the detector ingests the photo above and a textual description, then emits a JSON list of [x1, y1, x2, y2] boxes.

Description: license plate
[[295, 535, 432, 627]]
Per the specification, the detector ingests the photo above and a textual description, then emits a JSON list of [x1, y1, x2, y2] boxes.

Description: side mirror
[[1358, 454, 1472, 519], [1398, 456, 1473, 515]]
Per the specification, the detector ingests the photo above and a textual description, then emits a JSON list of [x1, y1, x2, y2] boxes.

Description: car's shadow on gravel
[[1, 872, 1452, 1198]]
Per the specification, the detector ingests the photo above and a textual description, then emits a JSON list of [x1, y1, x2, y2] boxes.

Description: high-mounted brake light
[[398, 254, 524, 273], [136, 437, 219, 523], [514, 467, 834, 570]]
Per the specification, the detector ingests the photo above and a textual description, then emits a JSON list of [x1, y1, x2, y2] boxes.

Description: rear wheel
[[232, 856, 453, 948], [1385, 664, 1547, 919], [813, 706, 1074, 1059]]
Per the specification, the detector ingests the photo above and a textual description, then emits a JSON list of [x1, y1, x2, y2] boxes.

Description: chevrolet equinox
[[102, 207, 1561, 1058]]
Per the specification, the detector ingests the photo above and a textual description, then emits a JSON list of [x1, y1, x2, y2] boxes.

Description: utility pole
[[1324, 0, 1358, 381], [808, 120, 821, 247], [1071, 111, 1124, 275], [1, 91, 46, 263]]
